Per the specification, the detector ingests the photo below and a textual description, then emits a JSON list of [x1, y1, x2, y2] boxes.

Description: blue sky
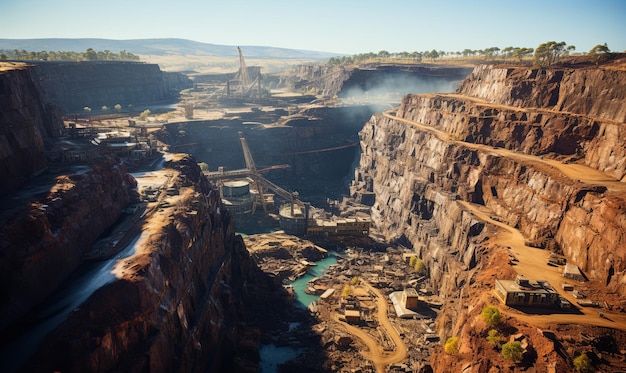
[[0, 0, 624, 54]]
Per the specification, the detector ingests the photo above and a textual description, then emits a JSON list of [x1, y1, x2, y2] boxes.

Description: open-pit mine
[[1, 50, 625, 373]]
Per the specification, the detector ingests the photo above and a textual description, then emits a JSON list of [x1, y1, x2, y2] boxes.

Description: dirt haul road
[[333, 281, 407, 373], [383, 106, 626, 331], [384, 109, 626, 193], [458, 200, 626, 331]]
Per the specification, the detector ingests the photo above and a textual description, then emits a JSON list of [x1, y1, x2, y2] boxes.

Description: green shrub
[[198, 162, 209, 171], [341, 285, 351, 297], [139, 109, 151, 121], [573, 353, 593, 372], [486, 329, 502, 345], [444, 337, 460, 355], [501, 341, 523, 362], [413, 258, 426, 274], [480, 305, 502, 326]]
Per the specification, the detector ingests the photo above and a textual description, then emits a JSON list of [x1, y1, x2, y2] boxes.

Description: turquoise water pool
[[291, 252, 337, 308]]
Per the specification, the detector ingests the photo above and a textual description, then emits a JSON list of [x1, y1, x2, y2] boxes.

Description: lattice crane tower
[[237, 47, 251, 94]]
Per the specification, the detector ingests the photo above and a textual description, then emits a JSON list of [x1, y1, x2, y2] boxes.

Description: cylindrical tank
[[222, 179, 250, 197], [279, 203, 308, 235]]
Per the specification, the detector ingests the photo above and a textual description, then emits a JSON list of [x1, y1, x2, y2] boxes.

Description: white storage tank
[[222, 179, 250, 197]]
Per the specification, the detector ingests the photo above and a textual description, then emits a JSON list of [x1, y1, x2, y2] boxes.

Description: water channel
[[0, 163, 165, 372], [258, 251, 337, 372], [0, 235, 142, 372]]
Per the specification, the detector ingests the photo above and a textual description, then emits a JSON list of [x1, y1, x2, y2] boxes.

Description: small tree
[[486, 329, 503, 346], [101, 105, 109, 111], [198, 162, 209, 171], [83, 106, 92, 113], [414, 258, 426, 274], [573, 353, 593, 372], [588, 43, 611, 65], [409, 255, 418, 267], [350, 276, 360, 286], [139, 109, 151, 121], [341, 285, 352, 298], [444, 337, 460, 355], [534, 41, 568, 66], [480, 305, 502, 326], [501, 341, 524, 363], [114, 104, 122, 111]]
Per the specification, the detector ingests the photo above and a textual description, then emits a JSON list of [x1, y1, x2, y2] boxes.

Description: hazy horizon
[[1, 0, 624, 55]]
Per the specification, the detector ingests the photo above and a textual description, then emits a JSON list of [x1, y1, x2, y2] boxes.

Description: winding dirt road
[[383, 109, 626, 192], [381, 104, 626, 331], [332, 281, 407, 373]]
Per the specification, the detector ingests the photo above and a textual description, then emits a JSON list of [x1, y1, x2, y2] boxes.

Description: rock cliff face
[[32, 61, 188, 113], [0, 156, 137, 331], [352, 61, 626, 370], [156, 105, 381, 205], [21, 155, 271, 372], [283, 64, 472, 99], [0, 63, 64, 197]]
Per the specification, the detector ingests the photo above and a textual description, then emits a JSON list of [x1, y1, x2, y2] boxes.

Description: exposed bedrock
[[282, 64, 472, 98], [156, 105, 382, 204], [0, 63, 64, 197], [398, 93, 626, 181], [31, 61, 191, 113], [22, 155, 274, 372], [0, 156, 137, 331], [352, 63, 626, 306], [458, 64, 626, 123]]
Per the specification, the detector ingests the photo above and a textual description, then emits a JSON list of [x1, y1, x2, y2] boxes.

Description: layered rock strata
[[22, 155, 272, 372], [31, 61, 184, 113], [351, 61, 626, 370], [354, 63, 626, 296], [282, 64, 472, 99], [0, 156, 137, 331], [0, 62, 64, 197]]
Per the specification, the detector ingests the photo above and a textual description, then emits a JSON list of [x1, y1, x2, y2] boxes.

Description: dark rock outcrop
[[0, 63, 64, 197], [31, 61, 189, 113], [0, 156, 137, 331], [20, 155, 273, 372]]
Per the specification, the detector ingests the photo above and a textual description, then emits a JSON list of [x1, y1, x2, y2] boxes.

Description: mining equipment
[[204, 132, 308, 233], [224, 47, 266, 100], [203, 133, 371, 236]]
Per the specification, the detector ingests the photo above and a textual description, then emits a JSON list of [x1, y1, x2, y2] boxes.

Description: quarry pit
[[1, 55, 626, 373]]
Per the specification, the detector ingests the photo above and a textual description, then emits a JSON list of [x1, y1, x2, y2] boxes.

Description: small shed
[[563, 263, 586, 282], [345, 310, 360, 324], [402, 288, 420, 310], [319, 288, 335, 303]]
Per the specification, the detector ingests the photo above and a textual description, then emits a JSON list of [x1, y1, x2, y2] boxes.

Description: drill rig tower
[[226, 47, 263, 98]]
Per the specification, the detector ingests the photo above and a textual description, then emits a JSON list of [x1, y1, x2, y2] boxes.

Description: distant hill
[[0, 38, 340, 60]]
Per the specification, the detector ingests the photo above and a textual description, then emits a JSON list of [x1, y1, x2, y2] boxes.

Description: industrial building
[[220, 179, 255, 215], [563, 263, 587, 282], [306, 216, 371, 237], [389, 288, 421, 318], [494, 275, 560, 307], [205, 133, 372, 237]]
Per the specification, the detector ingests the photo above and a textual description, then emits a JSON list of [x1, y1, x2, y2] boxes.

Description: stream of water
[[291, 252, 337, 308], [0, 235, 142, 372], [258, 252, 337, 372]]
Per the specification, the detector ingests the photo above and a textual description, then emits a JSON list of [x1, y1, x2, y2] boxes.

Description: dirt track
[[383, 104, 626, 331], [458, 200, 626, 331], [332, 281, 407, 373], [384, 109, 625, 192]]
